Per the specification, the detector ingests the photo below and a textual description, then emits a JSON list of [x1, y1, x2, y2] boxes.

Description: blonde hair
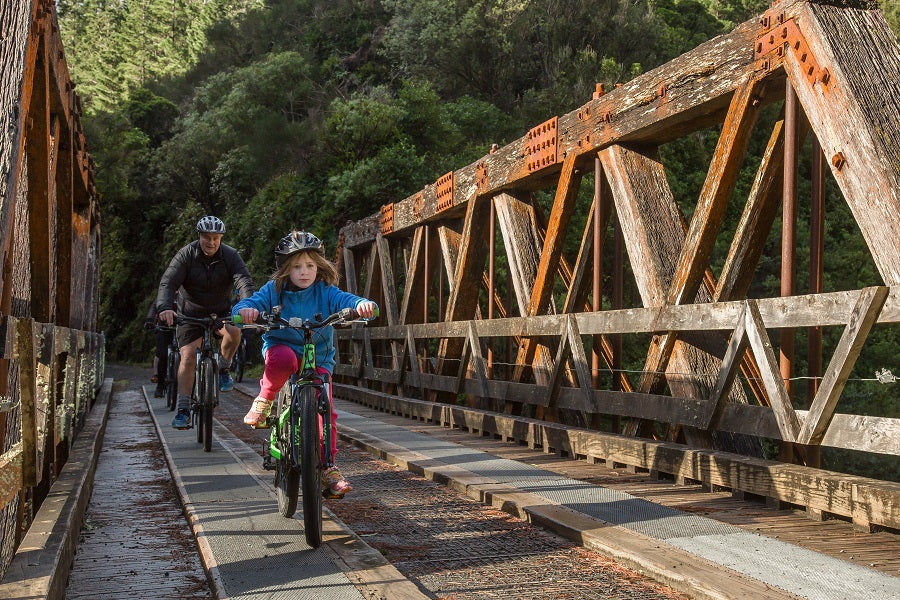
[[273, 250, 339, 291]]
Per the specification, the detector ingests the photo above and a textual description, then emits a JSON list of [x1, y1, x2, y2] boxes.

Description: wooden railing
[[0, 317, 104, 577], [335, 286, 899, 457]]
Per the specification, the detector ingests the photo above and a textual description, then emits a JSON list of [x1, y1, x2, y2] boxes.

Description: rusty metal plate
[[525, 116, 558, 173], [436, 172, 454, 212], [755, 17, 831, 92], [380, 203, 393, 235], [476, 161, 488, 195]]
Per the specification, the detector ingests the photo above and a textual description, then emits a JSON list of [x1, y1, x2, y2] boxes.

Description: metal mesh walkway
[[335, 409, 900, 600]]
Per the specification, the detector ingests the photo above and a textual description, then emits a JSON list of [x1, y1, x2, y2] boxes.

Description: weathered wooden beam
[[375, 233, 402, 374], [513, 153, 582, 382], [342, 247, 358, 295], [338, 286, 900, 342], [704, 304, 750, 431], [16, 317, 37, 486], [0, 1, 38, 301], [0, 442, 23, 511], [437, 196, 490, 377], [399, 226, 426, 325], [796, 286, 888, 445], [26, 28, 53, 324], [744, 300, 801, 443], [787, 2, 900, 285]]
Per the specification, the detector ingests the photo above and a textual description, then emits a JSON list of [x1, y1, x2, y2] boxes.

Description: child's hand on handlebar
[[238, 307, 260, 324], [356, 301, 377, 319]]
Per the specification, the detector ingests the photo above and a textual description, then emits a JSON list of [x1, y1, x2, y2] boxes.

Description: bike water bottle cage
[[274, 231, 324, 267]]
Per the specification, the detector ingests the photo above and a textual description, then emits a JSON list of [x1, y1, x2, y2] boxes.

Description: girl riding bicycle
[[232, 231, 377, 498]]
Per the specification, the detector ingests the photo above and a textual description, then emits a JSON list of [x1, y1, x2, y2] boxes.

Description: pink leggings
[[259, 344, 338, 457]]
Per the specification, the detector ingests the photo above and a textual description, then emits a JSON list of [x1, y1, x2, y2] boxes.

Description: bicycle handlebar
[[232, 306, 378, 331]]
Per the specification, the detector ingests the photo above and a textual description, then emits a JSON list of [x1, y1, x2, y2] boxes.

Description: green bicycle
[[234, 305, 376, 548]]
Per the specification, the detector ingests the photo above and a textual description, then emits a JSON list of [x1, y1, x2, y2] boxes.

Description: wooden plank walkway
[[66, 371, 210, 599]]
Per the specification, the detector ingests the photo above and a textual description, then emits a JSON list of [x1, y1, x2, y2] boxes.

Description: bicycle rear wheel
[[166, 351, 179, 411], [275, 388, 299, 518], [202, 357, 216, 452], [300, 385, 322, 548]]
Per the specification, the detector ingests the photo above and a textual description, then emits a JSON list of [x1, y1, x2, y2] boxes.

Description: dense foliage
[[57, 0, 898, 478]]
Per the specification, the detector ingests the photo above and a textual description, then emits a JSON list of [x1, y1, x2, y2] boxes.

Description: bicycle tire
[[300, 385, 322, 548], [234, 340, 246, 383], [276, 388, 299, 518], [195, 361, 204, 444], [166, 351, 179, 411], [202, 357, 216, 452]]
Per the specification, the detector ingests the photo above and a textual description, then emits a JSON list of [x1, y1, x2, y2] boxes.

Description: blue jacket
[[232, 279, 373, 373]]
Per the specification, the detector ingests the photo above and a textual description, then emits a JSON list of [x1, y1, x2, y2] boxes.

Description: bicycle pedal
[[262, 455, 276, 471]]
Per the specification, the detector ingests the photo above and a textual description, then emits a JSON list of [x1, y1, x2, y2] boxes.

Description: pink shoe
[[243, 397, 273, 428], [322, 466, 352, 498]]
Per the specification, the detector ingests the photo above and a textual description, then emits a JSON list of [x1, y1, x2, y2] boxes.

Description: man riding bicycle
[[156, 216, 255, 429]]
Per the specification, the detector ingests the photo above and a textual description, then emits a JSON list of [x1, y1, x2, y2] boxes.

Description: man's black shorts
[[176, 306, 231, 348]]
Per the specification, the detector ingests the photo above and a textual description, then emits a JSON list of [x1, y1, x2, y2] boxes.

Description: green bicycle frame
[[268, 339, 318, 459]]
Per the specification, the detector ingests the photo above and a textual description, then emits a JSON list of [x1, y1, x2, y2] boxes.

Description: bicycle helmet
[[196, 215, 226, 234], [275, 230, 324, 267]]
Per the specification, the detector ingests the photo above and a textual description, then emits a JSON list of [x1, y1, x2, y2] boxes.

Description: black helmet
[[275, 231, 324, 268], [197, 215, 226, 234]]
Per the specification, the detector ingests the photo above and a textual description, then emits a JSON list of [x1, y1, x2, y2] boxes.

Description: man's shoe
[[172, 409, 191, 430], [154, 383, 165, 398], [219, 370, 234, 392]]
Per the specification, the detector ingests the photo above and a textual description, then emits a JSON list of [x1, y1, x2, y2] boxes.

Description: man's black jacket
[[156, 240, 254, 317]]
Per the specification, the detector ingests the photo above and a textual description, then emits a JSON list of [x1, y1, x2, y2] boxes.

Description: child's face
[[288, 252, 318, 289]]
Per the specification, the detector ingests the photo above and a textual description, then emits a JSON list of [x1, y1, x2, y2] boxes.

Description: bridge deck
[[24, 365, 900, 600]]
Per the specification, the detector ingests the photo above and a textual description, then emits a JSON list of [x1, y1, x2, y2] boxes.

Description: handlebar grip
[[232, 314, 244, 325]]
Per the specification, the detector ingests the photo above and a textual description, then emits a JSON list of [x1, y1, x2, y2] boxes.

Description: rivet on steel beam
[[658, 83, 667, 97], [800, 52, 807, 62], [781, 26, 788, 39], [820, 68, 830, 85], [778, 12, 785, 23], [593, 83, 605, 99], [831, 152, 845, 170], [756, 41, 763, 53], [760, 16, 769, 27], [761, 58, 771, 71]]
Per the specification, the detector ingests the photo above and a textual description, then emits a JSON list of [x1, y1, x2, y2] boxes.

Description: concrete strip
[[336, 420, 805, 600], [0, 378, 113, 600]]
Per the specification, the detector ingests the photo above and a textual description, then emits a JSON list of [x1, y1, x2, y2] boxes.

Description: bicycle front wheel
[[276, 388, 299, 518], [202, 357, 216, 452], [300, 385, 322, 548], [166, 351, 179, 411]]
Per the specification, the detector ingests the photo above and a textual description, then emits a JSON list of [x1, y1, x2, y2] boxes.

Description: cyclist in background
[[233, 230, 377, 498], [144, 298, 173, 398], [156, 216, 254, 429]]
